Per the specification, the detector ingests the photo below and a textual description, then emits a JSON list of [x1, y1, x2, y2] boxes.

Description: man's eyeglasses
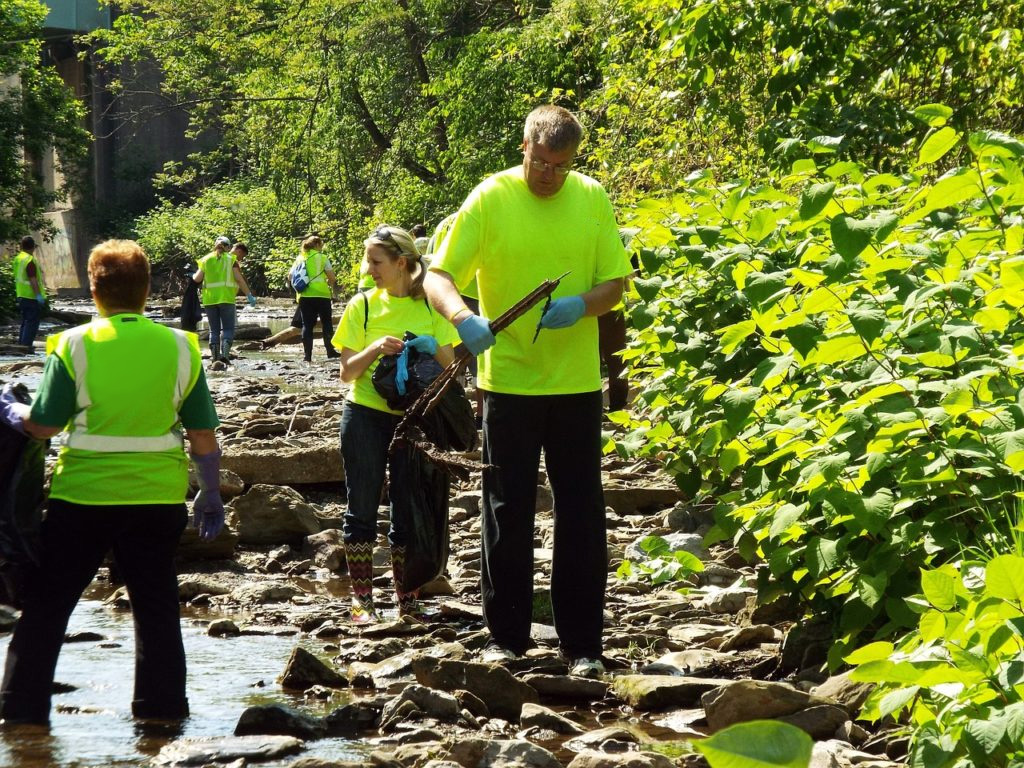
[[526, 157, 572, 177]]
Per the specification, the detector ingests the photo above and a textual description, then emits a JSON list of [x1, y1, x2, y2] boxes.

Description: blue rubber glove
[[0, 385, 30, 436], [456, 314, 496, 356], [539, 295, 586, 329], [247, 293, 257, 307], [35, 293, 45, 306], [191, 449, 225, 540], [395, 347, 410, 396], [405, 335, 438, 356]]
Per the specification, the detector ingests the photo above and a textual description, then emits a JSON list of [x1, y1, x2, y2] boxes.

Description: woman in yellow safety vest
[[12, 235, 47, 348], [293, 234, 339, 363], [0, 239, 223, 725], [193, 235, 256, 367]]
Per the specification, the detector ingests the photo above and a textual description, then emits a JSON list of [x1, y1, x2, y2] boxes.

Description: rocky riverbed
[[0, 298, 907, 768]]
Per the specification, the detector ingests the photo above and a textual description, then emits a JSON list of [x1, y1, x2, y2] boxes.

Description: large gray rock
[[520, 703, 583, 734], [612, 675, 733, 711], [780, 704, 851, 739], [381, 684, 460, 723], [278, 646, 348, 691], [153, 735, 303, 765], [221, 438, 344, 485], [443, 737, 562, 768], [228, 484, 321, 544], [306, 529, 346, 572], [235, 703, 327, 740], [521, 673, 608, 701], [411, 657, 539, 721], [567, 751, 676, 768], [810, 672, 875, 714], [701, 680, 829, 731]]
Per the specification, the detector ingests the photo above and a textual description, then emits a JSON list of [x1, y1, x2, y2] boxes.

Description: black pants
[[480, 391, 607, 659], [298, 296, 336, 361], [0, 500, 189, 723]]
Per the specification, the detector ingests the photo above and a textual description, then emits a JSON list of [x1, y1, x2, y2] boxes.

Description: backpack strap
[[361, 291, 369, 332]]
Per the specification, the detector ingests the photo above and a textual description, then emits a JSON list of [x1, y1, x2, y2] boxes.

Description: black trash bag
[[180, 269, 203, 332], [0, 384, 46, 608], [394, 417, 450, 594], [372, 331, 444, 411], [434, 380, 478, 453]]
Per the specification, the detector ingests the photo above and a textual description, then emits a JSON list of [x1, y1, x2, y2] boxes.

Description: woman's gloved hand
[[405, 335, 438, 356], [456, 314, 495, 355], [191, 448, 225, 540], [395, 347, 411, 395], [0, 385, 30, 436], [539, 295, 586, 329]]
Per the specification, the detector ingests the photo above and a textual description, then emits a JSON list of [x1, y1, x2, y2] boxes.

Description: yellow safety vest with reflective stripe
[[296, 250, 332, 299], [47, 314, 203, 505], [14, 251, 45, 301], [198, 251, 237, 306]]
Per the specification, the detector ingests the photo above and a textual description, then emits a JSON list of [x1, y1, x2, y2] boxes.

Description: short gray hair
[[523, 105, 583, 152]]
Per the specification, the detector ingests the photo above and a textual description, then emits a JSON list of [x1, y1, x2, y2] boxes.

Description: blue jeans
[[204, 303, 236, 353], [339, 401, 415, 547], [17, 298, 41, 348]]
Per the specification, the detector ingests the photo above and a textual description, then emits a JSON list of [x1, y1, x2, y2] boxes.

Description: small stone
[[208, 619, 240, 637]]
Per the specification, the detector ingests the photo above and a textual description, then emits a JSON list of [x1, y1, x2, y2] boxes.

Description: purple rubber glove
[[191, 449, 224, 540], [0, 386, 30, 436], [405, 335, 438, 356], [539, 295, 586, 329], [456, 314, 496, 356]]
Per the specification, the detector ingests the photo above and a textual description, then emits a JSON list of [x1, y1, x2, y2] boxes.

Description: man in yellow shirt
[[424, 105, 632, 677], [13, 236, 47, 349]]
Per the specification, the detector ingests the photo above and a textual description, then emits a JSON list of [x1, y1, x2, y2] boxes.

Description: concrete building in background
[[22, 1, 199, 293]]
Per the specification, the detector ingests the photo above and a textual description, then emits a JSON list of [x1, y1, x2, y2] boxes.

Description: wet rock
[[279, 646, 349, 690], [221, 439, 344, 485], [565, 727, 640, 751], [64, 631, 104, 643], [520, 703, 583, 734], [521, 673, 608, 701], [231, 581, 302, 604], [153, 734, 303, 765], [411, 656, 539, 721], [360, 615, 432, 639], [178, 578, 232, 602], [306, 529, 346, 572], [359, 643, 466, 687], [235, 703, 327, 740], [442, 737, 562, 768], [641, 650, 732, 677], [383, 684, 460, 722], [567, 751, 676, 768], [228, 484, 322, 545], [208, 619, 241, 637], [666, 623, 733, 646], [612, 675, 732, 711], [718, 624, 777, 652], [780, 704, 852, 739], [325, 701, 383, 736], [701, 680, 829, 731], [810, 672, 875, 714]]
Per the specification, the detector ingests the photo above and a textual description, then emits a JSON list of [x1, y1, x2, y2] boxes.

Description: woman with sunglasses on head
[[331, 225, 459, 623], [293, 234, 340, 363]]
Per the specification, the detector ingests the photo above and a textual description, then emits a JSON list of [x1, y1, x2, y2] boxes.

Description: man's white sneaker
[[568, 657, 605, 679], [480, 645, 517, 664]]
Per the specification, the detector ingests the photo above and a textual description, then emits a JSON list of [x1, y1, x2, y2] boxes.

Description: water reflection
[[0, 600, 368, 767]]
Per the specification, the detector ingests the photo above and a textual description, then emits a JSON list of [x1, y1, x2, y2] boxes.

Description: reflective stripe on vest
[[63, 325, 193, 452]]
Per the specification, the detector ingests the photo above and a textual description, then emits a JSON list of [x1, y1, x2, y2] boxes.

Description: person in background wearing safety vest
[[293, 234, 340, 363], [0, 239, 224, 725], [13, 236, 47, 350], [193, 235, 256, 368]]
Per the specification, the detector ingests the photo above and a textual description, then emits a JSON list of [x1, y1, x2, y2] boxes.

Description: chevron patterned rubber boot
[[345, 541, 376, 624], [390, 546, 421, 618]]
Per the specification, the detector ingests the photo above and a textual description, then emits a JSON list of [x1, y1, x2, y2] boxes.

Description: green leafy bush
[[617, 122, 1024, 661], [615, 534, 704, 587], [849, 555, 1024, 767], [0, 258, 15, 322]]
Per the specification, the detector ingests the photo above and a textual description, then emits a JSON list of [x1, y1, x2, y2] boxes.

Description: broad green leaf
[[1005, 701, 1024, 745], [848, 308, 886, 343], [722, 389, 758, 430], [917, 127, 960, 165], [798, 182, 836, 220], [807, 335, 865, 365], [878, 686, 919, 718], [831, 212, 899, 259], [921, 567, 958, 610], [918, 172, 982, 218], [969, 129, 1024, 159], [845, 641, 894, 665], [985, 555, 1024, 603], [745, 272, 789, 308], [747, 208, 780, 242], [719, 320, 757, 355], [808, 135, 844, 154], [694, 720, 812, 768], [633, 276, 662, 302], [974, 307, 1012, 334], [913, 103, 953, 127], [964, 712, 1007, 759], [990, 430, 1024, 472]]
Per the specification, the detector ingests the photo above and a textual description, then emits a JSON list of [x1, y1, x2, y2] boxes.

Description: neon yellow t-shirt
[[332, 288, 459, 414], [431, 167, 632, 395]]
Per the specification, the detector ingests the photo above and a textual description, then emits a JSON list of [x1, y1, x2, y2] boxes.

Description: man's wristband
[[450, 307, 471, 324]]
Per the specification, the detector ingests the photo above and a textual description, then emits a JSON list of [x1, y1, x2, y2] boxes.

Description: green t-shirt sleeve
[[332, 293, 368, 352], [431, 205, 482, 292], [179, 368, 219, 429], [29, 354, 76, 427]]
